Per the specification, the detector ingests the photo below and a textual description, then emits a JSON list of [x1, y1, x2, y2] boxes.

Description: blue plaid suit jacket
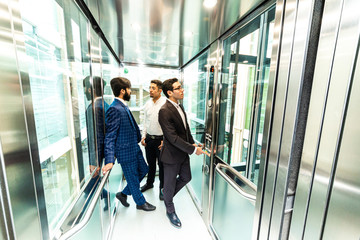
[[104, 99, 141, 165]]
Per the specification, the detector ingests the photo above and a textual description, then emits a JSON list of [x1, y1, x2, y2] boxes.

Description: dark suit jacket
[[158, 100, 195, 164], [85, 99, 109, 167], [104, 99, 141, 165]]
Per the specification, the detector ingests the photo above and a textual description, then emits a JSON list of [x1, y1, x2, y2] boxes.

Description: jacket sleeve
[[159, 107, 195, 154], [104, 107, 120, 164], [141, 102, 147, 138]]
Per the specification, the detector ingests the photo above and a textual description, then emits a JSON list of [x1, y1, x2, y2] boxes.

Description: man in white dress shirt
[[140, 80, 167, 200]]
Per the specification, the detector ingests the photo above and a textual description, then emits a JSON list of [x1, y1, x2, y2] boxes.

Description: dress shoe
[[116, 192, 130, 207], [136, 202, 156, 211], [159, 188, 164, 201], [140, 183, 154, 192], [166, 212, 182, 228]]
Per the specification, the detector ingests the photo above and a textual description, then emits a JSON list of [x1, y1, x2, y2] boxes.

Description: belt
[[146, 134, 163, 140]]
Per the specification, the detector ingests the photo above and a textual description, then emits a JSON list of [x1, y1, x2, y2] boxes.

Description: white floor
[[110, 178, 212, 240]]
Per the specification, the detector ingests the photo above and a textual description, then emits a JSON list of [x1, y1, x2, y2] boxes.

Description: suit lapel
[[167, 101, 186, 132], [117, 99, 137, 130]]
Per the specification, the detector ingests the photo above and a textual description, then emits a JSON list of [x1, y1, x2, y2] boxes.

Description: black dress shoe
[[159, 188, 164, 201], [140, 183, 154, 192], [136, 202, 156, 211], [116, 192, 130, 207], [166, 212, 182, 228]]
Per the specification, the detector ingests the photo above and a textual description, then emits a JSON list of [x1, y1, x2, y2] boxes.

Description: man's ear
[[167, 90, 172, 97]]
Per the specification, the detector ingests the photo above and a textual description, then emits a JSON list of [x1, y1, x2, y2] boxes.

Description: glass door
[[211, 6, 275, 239], [183, 52, 208, 210], [216, 7, 275, 184]]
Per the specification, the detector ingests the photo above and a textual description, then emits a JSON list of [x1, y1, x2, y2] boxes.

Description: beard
[[123, 91, 131, 101]]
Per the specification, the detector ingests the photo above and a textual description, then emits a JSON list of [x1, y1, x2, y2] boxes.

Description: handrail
[[56, 170, 111, 240], [215, 163, 256, 202]]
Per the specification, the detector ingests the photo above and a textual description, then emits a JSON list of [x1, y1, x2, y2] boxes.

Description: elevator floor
[[110, 177, 212, 240]]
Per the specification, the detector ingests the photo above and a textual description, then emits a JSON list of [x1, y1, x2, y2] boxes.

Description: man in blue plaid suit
[[102, 77, 156, 211]]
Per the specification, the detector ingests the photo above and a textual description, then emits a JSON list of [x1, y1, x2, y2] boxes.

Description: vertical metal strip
[[302, 0, 345, 237], [254, 0, 285, 238], [259, 0, 297, 237], [0, 138, 15, 240], [289, 0, 344, 238]]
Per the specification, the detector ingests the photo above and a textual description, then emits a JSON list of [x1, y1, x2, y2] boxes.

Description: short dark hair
[[83, 76, 106, 100], [110, 77, 131, 97], [162, 78, 178, 98], [150, 79, 163, 90]]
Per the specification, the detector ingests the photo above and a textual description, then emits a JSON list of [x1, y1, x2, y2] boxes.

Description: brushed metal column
[[322, 35, 360, 239], [259, 0, 298, 237], [0, 0, 42, 239], [302, 0, 360, 238], [289, 0, 345, 238]]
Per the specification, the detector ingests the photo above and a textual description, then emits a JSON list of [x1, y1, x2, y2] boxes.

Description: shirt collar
[[115, 97, 127, 106], [167, 98, 180, 108]]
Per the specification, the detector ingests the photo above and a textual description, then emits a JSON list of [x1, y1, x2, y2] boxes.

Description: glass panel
[[216, 34, 238, 163], [99, 40, 121, 218], [183, 52, 208, 204], [68, 200, 102, 240], [216, 7, 275, 185], [19, 0, 98, 236], [248, 10, 275, 185], [212, 171, 255, 240]]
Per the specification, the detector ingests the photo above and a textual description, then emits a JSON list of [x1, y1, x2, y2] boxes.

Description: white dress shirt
[[142, 96, 166, 138], [115, 97, 127, 106], [166, 99, 187, 130]]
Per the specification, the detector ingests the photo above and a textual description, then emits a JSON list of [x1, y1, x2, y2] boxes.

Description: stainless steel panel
[[253, 0, 284, 238], [259, 0, 297, 238], [304, 0, 360, 238], [91, 0, 271, 67], [322, 38, 360, 240], [90, 0, 120, 62], [269, 0, 316, 239], [0, 0, 42, 239], [289, 0, 343, 238], [0, 140, 13, 240], [203, 40, 221, 229]]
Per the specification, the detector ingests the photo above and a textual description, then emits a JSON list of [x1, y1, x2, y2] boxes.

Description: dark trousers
[[145, 136, 164, 189], [163, 159, 192, 213]]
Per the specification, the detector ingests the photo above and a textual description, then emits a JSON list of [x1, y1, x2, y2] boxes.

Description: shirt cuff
[[192, 146, 197, 155]]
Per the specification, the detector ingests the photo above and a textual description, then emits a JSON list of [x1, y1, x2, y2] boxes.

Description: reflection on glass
[[20, 0, 102, 236], [216, 7, 275, 185], [183, 52, 208, 203]]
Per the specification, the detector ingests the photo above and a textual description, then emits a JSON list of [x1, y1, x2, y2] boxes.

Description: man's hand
[[90, 165, 100, 177], [158, 140, 163, 150], [102, 163, 114, 175], [141, 137, 146, 146], [195, 147, 204, 155]]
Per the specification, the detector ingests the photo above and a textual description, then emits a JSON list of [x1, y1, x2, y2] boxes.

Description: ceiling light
[[203, 0, 217, 8]]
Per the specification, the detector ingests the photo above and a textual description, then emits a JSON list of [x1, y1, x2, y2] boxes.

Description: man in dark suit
[[102, 77, 156, 211], [158, 78, 204, 228]]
